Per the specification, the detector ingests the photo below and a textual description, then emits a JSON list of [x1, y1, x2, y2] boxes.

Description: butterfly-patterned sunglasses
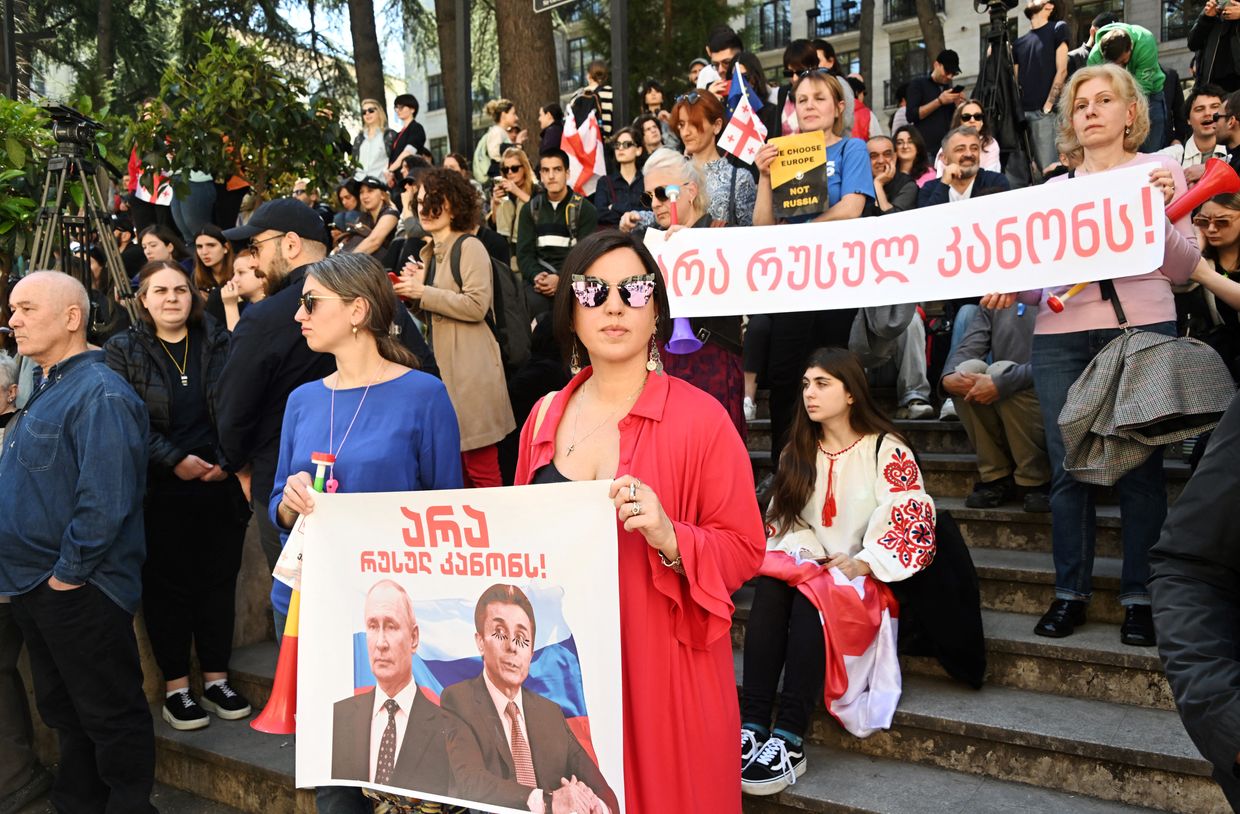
[[570, 274, 657, 308]]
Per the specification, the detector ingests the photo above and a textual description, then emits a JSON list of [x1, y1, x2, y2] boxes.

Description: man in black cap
[[905, 49, 965, 161], [216, 199, 433, 578]]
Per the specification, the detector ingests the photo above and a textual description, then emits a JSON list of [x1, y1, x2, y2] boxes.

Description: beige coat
[[418, 232, 516, 451]]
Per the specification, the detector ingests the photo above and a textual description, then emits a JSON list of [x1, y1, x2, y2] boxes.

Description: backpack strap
[[565, 193, 582, 241], [532, 390, 559, 438], [727, 162, 740, 226]]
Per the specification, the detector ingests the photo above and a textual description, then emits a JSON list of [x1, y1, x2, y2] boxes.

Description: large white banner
[[644, 165, 1167, 318], [296, 482, 624, 814]]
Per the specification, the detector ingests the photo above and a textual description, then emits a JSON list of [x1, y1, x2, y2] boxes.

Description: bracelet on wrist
[[658, 550, 686, 575]]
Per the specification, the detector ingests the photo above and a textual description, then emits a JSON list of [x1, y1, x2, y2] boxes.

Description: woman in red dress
[[514, 230, 765, 812]]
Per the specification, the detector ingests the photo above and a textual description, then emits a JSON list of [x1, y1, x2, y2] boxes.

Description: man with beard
[[217, 199, 432, 576], [917, 127, 1011, 207]]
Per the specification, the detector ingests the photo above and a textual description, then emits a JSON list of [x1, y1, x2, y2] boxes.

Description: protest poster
[[769, 130, 828, 218], [643, 164, 1166, 319], [295, 481, 625, 814]]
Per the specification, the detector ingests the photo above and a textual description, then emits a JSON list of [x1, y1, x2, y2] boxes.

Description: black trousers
[[767, 309, 856, 466], [143, 477, 249, 680], [127, 197, 172, 232], [0, 601, 39, 797], [12, 582, 157, 814], [740, 576, 826, 740]]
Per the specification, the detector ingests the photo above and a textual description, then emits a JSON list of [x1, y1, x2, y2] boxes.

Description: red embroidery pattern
[[883, 449, 922, 493], [876, 498, 935, 570]]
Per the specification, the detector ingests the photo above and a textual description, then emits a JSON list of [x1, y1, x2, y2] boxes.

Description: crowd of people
[[5, 1, 1240, 812]]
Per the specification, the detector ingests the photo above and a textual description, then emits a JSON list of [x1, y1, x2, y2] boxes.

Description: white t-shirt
[[357, 130, 389, 180]]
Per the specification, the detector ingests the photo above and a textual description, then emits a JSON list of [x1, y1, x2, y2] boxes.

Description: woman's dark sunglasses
[[614, 140, 637, 149], [640, 186, 673, 208], [570, 274, 657, 308], [298, 292, 346, 314], [959, 112, 984, 122], [675, 91, 703, 105], [501, 164, 523, 175], [362, 107, 378, 114]]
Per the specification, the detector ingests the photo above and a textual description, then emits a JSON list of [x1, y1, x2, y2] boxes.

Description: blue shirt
[[0, 351, 149, 612], [269, 370, 463, 614], [785, 137, 875, 224]]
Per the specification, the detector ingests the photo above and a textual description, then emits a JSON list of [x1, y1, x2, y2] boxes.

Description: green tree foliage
[[128, 32, 351, 200], [0, 98, 51, 270]]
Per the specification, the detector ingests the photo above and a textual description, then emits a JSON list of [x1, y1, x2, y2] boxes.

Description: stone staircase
[[130, 406, 1226, 813]]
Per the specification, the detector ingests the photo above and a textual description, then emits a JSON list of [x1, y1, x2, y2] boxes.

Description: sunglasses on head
[[796, 68, 832, 79], [362, 107, 378, 114], [570, 274, 657, 308], [502, 164, 523, 175], [297, 292, 346, 314], [959, 112, 983, 122], [639, 186, 675, 208], [676, 91, 703, 105]]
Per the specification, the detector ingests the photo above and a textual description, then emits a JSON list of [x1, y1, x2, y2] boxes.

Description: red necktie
[[505, 701, 537, 787]]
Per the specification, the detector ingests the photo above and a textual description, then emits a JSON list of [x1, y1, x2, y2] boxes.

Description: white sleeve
[[854, 436, 936, 583]]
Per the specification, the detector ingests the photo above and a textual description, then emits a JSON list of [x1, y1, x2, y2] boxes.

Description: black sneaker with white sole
[[200, 681, 253, 720], [740, 734, 806, 796], [162, 690, 210, 731], [741, 728, 763, 770]]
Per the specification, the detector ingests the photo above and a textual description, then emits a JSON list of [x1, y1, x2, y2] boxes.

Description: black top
[[1012, 22, 1070, 112], [155, 332, 216, 459], [121, 243, 147, 278], [905, 75, 956, 158], [204, 286, 247, 327], [532, 461, 571, 484], [391, 119, 427, 160]]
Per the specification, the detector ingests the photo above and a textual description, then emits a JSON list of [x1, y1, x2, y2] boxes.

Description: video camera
[[45, 104, 104, 149]]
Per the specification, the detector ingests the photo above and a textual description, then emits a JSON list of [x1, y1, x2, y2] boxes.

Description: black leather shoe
[[1033, 599, 1087, 638], [1120, 604, 1156, 647]]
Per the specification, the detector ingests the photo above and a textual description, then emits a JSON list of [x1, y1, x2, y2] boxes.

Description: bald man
[[0, 271, 156, 812]]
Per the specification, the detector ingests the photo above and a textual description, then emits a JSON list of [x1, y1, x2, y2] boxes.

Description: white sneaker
[[743, 396, 757, 422], [939, 399, 958, 421], [900, 400, 934, 420]]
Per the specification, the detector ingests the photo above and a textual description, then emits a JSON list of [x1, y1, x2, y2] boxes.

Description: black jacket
[[1149, 392, 1240, 812], [917, 169, 1011, 208], [1189, 14, 1240, 91], [103, 315, 231, 471], [214, 264, 436, 481]]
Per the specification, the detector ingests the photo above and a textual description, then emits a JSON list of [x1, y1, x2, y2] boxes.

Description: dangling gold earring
[[352, 325, 359, 338], [569, 340, 581, 374], [1124, 125, 1131, 136], [647, 334, 663, 374]]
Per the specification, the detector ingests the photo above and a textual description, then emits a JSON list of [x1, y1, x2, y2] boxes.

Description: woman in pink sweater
[[985, 65, 1199, 648]]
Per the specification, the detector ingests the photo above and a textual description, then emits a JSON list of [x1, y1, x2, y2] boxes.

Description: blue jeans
[[1030, 321, 1175, 605], [1143, 93, 1167, 153]]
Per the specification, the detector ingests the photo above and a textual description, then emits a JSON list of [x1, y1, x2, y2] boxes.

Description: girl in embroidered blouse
[[739, 347, 936, 797]]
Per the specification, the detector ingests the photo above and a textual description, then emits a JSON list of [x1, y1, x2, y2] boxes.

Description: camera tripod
[[28, 117, 139, 332], [974, 1, 1042, 187]]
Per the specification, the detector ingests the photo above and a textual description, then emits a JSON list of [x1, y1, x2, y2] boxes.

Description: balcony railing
[[809, 1, 860, 37], [756, 16, 792, 51], [884, 0, 943, 24]]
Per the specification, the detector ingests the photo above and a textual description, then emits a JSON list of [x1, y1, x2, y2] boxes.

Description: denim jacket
[[0, 350, 148, 612]]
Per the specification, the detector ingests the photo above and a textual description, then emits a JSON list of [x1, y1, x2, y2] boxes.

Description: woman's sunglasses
[[298, 292, 346, 314], [501, 164, 523, 175], [570, 274, 657, 308], [1193, 215, 1238, 231], [960, 112, 984, 122], [675, 91, 703, 105], [362, 107, 378, 114], [640, 186, 674, 208], [614, 140, 637, 149]]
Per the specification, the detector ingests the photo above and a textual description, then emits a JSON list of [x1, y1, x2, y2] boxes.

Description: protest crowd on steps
[[8, 2, 1240, 812]]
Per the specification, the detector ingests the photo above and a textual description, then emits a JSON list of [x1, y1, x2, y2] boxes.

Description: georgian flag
[[561, 109, 607, 196], [720, 70, 768, 165]]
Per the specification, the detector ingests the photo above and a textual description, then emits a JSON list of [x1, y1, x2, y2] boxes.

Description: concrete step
[[228, 640, 278, 712], [971, 547, 1130, 624], [152, 700, 310, 814], [741, 746, 1161, 813], [732, 656, 1223, 814], [746, 418, 974, 455], [17, 783, 249, 814], [940, 497, 1124, 559]]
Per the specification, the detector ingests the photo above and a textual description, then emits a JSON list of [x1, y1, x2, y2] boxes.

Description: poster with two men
[[295, 480, 624, 814]]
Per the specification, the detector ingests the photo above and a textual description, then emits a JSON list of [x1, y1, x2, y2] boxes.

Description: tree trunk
[[859, 0, 874, 87], [913, 0, 945, 60], [433, 0, 464, 152], [346, 0, 386, 108], [13, 0, 29, 99], [493, 0, 558, 162], [1057, 0, 1076, 46], [95, 0, 113, 108]]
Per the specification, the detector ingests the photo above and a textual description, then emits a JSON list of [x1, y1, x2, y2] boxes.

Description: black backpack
[[430, 235, 531, 371]]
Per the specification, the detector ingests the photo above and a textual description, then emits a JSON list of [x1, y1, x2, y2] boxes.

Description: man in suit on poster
[[331, 579, 453, 795], [442, 584, 618, 814]]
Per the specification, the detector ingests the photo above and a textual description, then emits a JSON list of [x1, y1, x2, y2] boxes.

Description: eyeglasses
[[292, 188, 308, 196], [1211, 112, 1229, 123], [796, 68, 832, 80], [959, 112, 984, 122], [710, 58, 733, 72], [501, 164, 523, 175], [362, 107, 378, 114], [639, 186, 674, 208], [614, 140, 637, 149], [1193, 215, 1239, 230], [570, 273, 657, 308], [247, 233, 286, 257], [675, 91, 703, 105], [505, 126, 521, 134], [297, 292, 347, 314]]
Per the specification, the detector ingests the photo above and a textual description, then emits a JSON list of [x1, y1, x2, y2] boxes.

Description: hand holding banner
[[643, 165, 1167, 319]]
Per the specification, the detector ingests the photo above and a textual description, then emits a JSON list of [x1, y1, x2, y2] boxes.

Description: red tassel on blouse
[[822, 456, 837, 527]]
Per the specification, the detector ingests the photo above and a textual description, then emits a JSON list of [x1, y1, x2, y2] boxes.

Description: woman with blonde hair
[[352, 97, 396, 181], [475, 98, 520, 183], [488, 146, 535, 263], [339, 176, 400, 257], [982, 64, 1197, 647]]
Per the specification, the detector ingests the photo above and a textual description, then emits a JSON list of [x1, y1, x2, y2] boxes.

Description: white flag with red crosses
[[720, 80, 768, 165]]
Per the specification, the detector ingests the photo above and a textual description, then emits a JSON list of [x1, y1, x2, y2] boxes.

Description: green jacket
[[1087, 23, 1165, 96]]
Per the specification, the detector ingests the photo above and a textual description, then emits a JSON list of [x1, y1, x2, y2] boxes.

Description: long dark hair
[[1202, 191, 1240, 267], [767, 347, 906, 535], [191, 224, 234, 291], [893, 125, 931, 180]]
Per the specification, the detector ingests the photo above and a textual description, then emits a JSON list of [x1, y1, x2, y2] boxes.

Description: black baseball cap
[[223, 198, 330, 247], [936, 50, 961, 75], [357, 175, 388, 191]]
